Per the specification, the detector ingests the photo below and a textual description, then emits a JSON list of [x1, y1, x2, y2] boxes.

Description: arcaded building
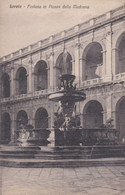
[[0, 5, 125, 144]]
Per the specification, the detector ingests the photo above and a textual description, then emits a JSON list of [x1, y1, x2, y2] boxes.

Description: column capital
[[49, 52, 54, 56], [75, 43, 81, 49], [112, 47, 120, 52], [101, 50, 107, 54], [106, 31, 113, 36], [45, 54, 50, 60], [28, 59, 33, 64]]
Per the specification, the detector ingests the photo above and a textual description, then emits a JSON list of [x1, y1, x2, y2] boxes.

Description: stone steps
[[0, 158, 125, 168], [0, 144, 125, 167]]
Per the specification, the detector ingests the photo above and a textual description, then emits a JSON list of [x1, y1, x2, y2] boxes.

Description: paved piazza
[[0, 166, 125, 195]]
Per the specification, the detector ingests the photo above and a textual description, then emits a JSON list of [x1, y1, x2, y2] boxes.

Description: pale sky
[[0, 0, 124, 57]]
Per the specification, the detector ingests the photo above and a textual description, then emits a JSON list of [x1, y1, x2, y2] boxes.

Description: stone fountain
[[49, 73, 120, 147], [49, 74, 86, 146]]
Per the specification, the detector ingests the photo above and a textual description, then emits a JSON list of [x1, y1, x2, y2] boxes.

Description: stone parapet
[[0, 5, 124, 65]]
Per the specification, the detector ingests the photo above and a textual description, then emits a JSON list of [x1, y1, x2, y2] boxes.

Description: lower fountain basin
[[16, 128, 51, 146]]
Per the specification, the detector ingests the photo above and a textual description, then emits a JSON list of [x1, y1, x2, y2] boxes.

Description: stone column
[[72, 60, 75, 75], [111, 110, 117, 128], [102, 111, 107, 124], [74, 42, 80, 86], [112, 47, 119, 77], [106, 94, 112, 121], [105, 25, 113, 81], [10, 64, 15, 96], [101, 50, 106, 78], [49, 52, 54, 89], [0, 113, 2, 142], [82, 58, 87, 81], [28, 107, 34, 126], [53, 65, 57, 89], [48, 102, 55, 147], [11, 114, 15, 142], [10, 110, 16, 143], [79, 57, 83, 85], [82, 113, 87, 128], [28, 59, 33, 93]]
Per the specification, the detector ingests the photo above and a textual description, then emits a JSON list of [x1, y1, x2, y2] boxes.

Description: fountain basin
[[49, 90, 86, 102]]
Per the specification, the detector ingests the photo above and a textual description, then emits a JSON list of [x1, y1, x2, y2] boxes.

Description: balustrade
[[114, 72, 125, 81], [22, 46, 29, 54], [13, 50, 20, 57], [94, 14, 106, 24], [81, 128, 119, 145], [0, 5, 124, 64], [31, 43, 39, 49], [0, 70, 125, 104]]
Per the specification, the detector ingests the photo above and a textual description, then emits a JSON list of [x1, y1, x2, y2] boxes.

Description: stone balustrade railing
[[111, 5, 125, 17], [81, 78, 103, 87], [114, 72, 125, 81], [0, 72, 125, 103], [81, 128, 119, 145], [41, 38, 50, 46], [5, 54, 11, 60], [0, 87, 59, 103], [0, 5, 124, 64], [31, 42, 39, 50], [0, 71, 125, 104], [94, 14, 106, 24], [22, 46, 29, 54], [13, 50, 20, 57], [53, 32, 63, 41], [79, 20, 90, 31]]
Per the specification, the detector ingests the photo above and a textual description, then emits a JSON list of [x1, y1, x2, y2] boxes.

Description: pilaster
[[106, 94, 112, 121], [105, 24, 113, 79], [28, 57, 33, 93], [49, 51, 54, 89], [112, 47, 119, 76], [10, 63, 15, 96], [74, 42, 80, 85], [0, 113, 2, 142], [10, 111, 16, 143]]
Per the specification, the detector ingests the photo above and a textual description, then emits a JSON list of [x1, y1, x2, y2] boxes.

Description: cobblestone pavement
[[0, 166, 125, 195]]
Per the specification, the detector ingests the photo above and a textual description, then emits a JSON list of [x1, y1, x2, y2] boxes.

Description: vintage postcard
[[0, 0, 125, 194]]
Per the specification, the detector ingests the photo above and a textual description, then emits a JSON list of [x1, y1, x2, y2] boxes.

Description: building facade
[[0, 5, 125, 144]]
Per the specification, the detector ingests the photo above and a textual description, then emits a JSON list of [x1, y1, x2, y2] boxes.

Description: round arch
[[1, 73, 10, 98], [115, 31, 125, 74], [116, 96, 125, 140], [2, 112, 11, 143], [16, 110, 28, 129], [56, 52, 72, 87], [83, 100, 103, 128], [82, 42, 103, 81], [35, 107, 48, 129], [113, 30, 125, 49], [15, 67, 27, 95], [34, 60, 48, 91]]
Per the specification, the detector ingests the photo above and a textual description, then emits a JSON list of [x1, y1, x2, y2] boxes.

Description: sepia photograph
[[0, 0, 125, 194]]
